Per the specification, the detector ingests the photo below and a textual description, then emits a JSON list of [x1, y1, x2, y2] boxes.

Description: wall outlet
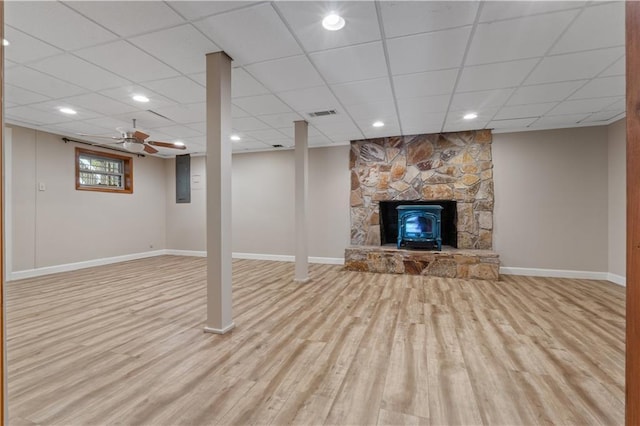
[[38, 182, 46, 191]]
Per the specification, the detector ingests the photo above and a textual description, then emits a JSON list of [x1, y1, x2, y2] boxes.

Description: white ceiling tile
[[233, 94, 292, 115], [568, 76, 625, 100], [232, 68, 270, 98], [397, 95, 451, 116], [4, 26, 62, 63], [29, 100, 103, 120], [444, 108, 498, 131], [67, 1, 185, 37], [450, 88, 514, 111], [186, 122, 206, 134], [457, 59, 539, 92], [99, 85, 178, 110], [150, 103, 206, 124], [49, 120, 115, 137], [168, 2, 259, 21], [331, 78, 393, 106], [600, 56, 625, 77], [6, 105, 73, 125], [495, 103, 556, 120], [381, 1, 478, 38], [525, 47, 624, 85], [151, 125, 203, 139], [5, 84, 51, 106], [243, 128, 289, 141], [551, 2, 624, 54], [402, 117, 446, 136], [387, 27, 471, 75], [82, 117, 137, 133], [276, 1, 381, 52], [232, 140, 272, 151], [310, 42, 387, 84], [393, 69, 458, 99], [277, 86, 340, 113], [232, 117, 271, 132], [29, 54, 131, 92], [4, 59, 18, 69], [6, 67, 87, 99], [582, 110, 625, 124], [112, 111, 175, 130], [466, 11, 578, 66], [129, 25, 220, 75], [142, 76, 205, 104], [254, 112, 304, 129], [311, 115, 362, 139], [507, 81, 586, 105], [246, 56, 324, 92], [479, 1, 586, 22], [63, 93, 138, 116], [345, 100, 397, 122], [488, 117, 538, 130], [232, 104, 251, 118], [75, 41, 180, 83], [547, 97, 621, 116], [361, 124, 403, 140], [602, 97, 625, 111], [529, 113, 591, 128], [194, 3, 302, 65], [5, 1, 117, 50]]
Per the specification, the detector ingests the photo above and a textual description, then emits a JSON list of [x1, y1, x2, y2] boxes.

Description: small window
[[76, 147, 133, 194]]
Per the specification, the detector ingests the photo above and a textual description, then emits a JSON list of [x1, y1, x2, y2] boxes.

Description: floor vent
[[308, 109, 337, 118]]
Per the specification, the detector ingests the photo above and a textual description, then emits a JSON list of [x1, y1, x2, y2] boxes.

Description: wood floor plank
[[4, 256, 625, 425]]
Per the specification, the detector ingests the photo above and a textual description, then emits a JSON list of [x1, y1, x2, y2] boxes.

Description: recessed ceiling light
[[132, 94, 149, 103], [2, 39, 9, 47], [230, 134, 241, 141], [174, 141, 185, 147], [463, 112, 478, 120], [59, 107, 77, 115], [322, 12, 345, 31], [372, 121, 385, 128]]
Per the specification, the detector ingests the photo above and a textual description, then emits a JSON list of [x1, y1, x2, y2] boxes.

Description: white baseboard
[[164, 249, 207, 257], [500, 266, 626, 286], [204, 323, 235, 335], [9, 250, 166, 281]]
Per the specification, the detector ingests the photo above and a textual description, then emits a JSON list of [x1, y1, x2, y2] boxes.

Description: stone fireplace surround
[[344, 130, 500, 280]]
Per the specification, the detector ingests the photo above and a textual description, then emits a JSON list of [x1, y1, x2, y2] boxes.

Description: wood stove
[[397, 205, 444, 250]]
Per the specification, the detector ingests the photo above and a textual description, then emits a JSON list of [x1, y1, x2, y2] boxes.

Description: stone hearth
[[344, 246, 499, 280]]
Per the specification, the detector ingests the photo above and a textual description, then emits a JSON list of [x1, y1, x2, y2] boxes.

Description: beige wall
[[9, 125, 167, 271], [492, 126, 609, 271], [165, 146, 351, 258], [607, 119, 626, 278]]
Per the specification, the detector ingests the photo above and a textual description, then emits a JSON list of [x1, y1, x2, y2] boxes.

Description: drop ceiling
[[4, 1, 625, 156]]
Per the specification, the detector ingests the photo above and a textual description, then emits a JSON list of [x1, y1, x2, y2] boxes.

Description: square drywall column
[[294, 120, 309, 283], [204, 51, 234, 334]]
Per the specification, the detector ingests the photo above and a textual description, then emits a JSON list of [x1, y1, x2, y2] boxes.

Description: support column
[[204, 52, 234, 334], [294, 120, 309, 283]]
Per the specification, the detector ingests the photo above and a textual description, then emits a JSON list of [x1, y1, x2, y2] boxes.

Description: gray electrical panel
[[176, 154, 191, 203]]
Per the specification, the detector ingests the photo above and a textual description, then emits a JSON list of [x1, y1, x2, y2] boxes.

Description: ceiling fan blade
[[143, 144, 159, 154], [147, 141, 187, 150], [134, 130, 150, 141]]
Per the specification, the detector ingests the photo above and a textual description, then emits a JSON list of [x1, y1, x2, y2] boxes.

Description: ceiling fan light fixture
[[123, 140, 145, 153], [132, 94, 150, 103], [322, 12, 345, 31]]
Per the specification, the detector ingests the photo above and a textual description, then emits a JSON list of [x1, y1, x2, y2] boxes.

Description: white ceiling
[[4, 1, 626, 156]]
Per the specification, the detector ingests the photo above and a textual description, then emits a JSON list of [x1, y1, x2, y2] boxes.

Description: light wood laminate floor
[[6, 256, 624, 425]]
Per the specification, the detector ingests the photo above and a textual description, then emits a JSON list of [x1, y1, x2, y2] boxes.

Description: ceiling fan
[[79, 119, 187, 154]]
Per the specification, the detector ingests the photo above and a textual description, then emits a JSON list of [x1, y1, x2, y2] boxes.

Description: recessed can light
[[2, 39, 9, 47], [59, 107, 77, 115], [174, 141, 185, 147], [463, 112, 478, 120], [322, 12, 345, 31], [132, 94, 150, 103], [372, 121, 385, 128], [230, 134, 241, 141]]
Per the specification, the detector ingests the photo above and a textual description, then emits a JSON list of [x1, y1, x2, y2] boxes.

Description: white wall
[[492, 126, 609, 272], [608, 119, 626, 278], [165, 146, 351, 259], [9, 125, 167, 272]]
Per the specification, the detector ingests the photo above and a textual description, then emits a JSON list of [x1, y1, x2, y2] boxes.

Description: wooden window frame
[[75, 147, 133, 194]]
